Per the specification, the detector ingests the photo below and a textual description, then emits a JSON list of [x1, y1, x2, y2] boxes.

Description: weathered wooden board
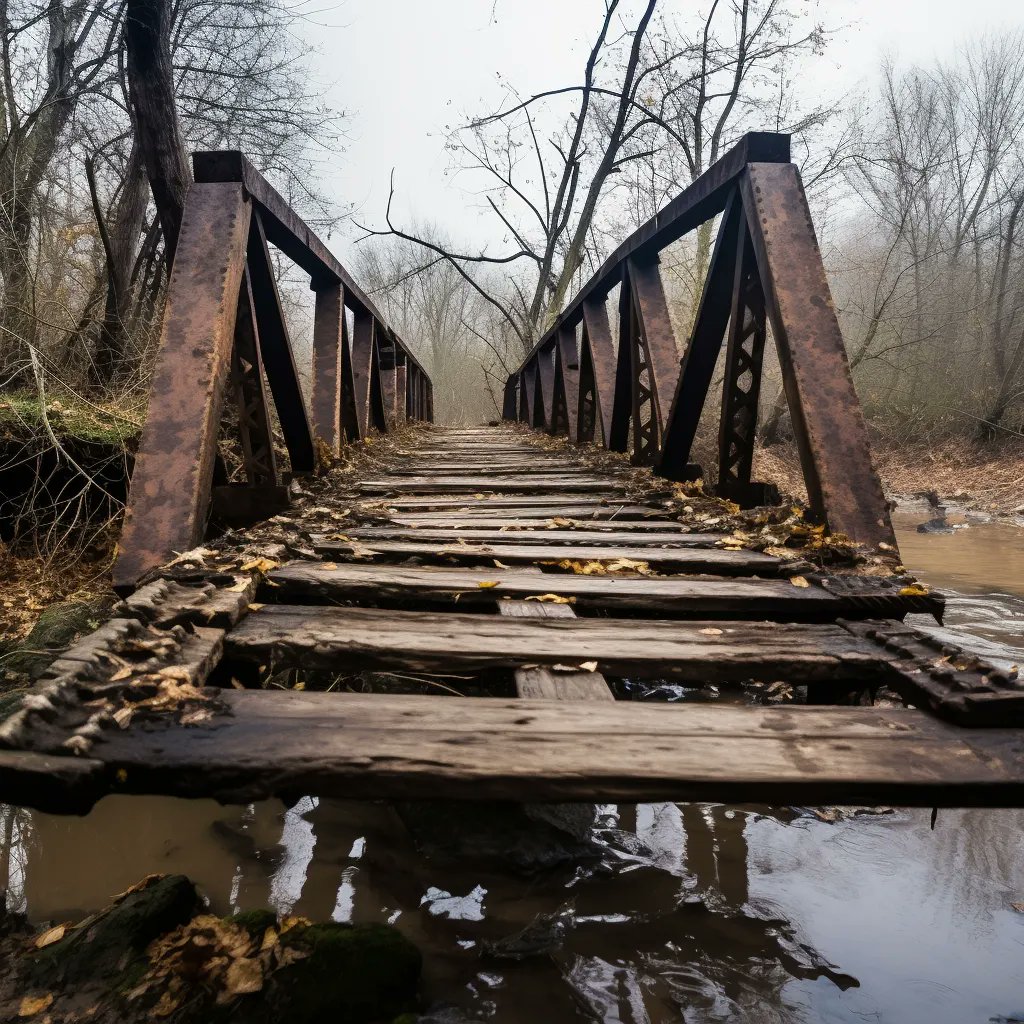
[[357, 495, 658, 514], [314, 537, 787, 575], [347, 526, 720, 546], [11, 692, 1021, 810], [383, 515, 688, 530], [498, 600, 613, 700], [225, 605, 891, 682], [268, 561, 858, 619], [359, 476, 624, 494]]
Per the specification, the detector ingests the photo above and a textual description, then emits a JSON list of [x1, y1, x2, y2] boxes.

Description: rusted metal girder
[[740, 162, 895, 549], [113, 183, 251, 589], [658, 190, 742, 481], [231, 267, 277, 485], [311, 282, 344, 454], [537, 344, 556, 431], [555, 325, 580, 441], [580, 298, 617, 447], [717, 223, 772, 505], [247, 211, 316, 473]]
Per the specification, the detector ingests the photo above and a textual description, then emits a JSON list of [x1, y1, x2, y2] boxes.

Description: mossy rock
[[28, 874, 201, 986], [250, 922, 421, 1024], [3, 599, 109, 682], [228, 907, 278, 937]]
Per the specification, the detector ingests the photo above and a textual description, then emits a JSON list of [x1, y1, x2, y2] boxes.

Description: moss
[[28, 874, 201, 986], [260, 922, 421, 1024], [228, 908, 278, 937], [2, 599, 109, 682], [0, 390, 140, 445]]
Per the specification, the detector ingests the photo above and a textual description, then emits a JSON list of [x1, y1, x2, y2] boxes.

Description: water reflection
[[3, 797, 1023, 1022]]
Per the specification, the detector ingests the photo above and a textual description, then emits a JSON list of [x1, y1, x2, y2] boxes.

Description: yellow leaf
[[579, 660, 598, 672], [239, 557, 280, 573], [525, 594, 576, 604], [790, 576, 811, 588], [116, 767, 128, 782], [248, 602, 265, 612], [18, 993, 53, 1017], [293, 681, 306, 691], [224, 956, 264, 998], [477, 580, 500, 589], [34, 924, 68, 948], [899, 584, 929, 597], [699, 627, 724, 636]]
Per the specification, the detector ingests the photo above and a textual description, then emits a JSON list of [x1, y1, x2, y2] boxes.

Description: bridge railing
[[114, 152, 432, 588], [503, 132, 894, 551]]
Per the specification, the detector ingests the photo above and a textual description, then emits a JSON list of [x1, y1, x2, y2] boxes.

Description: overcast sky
[[298, 0, 1022, 259]]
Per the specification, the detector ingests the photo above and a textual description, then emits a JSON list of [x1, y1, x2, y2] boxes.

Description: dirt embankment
[[756, 436, 1024, 518]]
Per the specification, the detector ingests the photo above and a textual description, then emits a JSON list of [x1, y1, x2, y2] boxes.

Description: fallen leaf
[[239, 557, 280, 574], [18, 993, 53, 1017], [493, 559, 512, 569], [899, 584, 929, 597], [113, 706, 134, 729], [790, 575, 810, 588], [525, 594, 576, 604], [318, 562, 338, 571], [477, 580, 500, 589], [223, 956, 264, 998], [1011, 902, 1024, 913], [247, 602, 265, 612], [699, 627, 724, 636], [34, 924, 68, 948], [579, 660, 598, 672]]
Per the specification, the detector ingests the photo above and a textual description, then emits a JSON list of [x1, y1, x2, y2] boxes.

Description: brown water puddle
[[3, 514, 1024, 1022]]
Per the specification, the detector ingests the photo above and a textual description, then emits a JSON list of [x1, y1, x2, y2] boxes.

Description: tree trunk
[[124, 0, 192, 263]]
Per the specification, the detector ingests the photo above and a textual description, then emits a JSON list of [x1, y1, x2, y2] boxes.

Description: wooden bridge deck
[[2, 425, 1024, 814]]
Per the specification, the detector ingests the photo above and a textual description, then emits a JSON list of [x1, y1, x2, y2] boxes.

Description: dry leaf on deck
[[790, 575, 811, 588], [699, 628, 724, 636], [18, 993, 53, 1017], [477, 581, 500, 589], [525, 594, 576, 604], [239, 557, 280, 574], [899, 584, 929, 597]]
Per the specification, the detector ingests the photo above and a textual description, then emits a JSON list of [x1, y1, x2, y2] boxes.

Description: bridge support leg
[[114, 183, 251, 589]]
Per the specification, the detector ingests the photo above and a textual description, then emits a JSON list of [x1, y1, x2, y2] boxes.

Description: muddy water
[[3, 514, 1024, 1022]]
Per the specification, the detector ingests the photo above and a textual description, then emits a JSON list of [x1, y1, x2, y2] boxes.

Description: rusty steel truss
[[503, 132, 894, 550], [114, 152, 433, 588]]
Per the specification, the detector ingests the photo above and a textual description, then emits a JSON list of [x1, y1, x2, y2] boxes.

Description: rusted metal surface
[[114, 183, 251, 589], [658, 190, 741, 480], [537, 344, 556, 431], [311, 282, 344, 453], [717, 224, 768, 500], [555, 325, 580, 440], [247, 211, 316, 472], [580, 297, 617, 447], [350, 307, 376, 439], [230, 267, 277, 486], [740, 162, 895, 548]]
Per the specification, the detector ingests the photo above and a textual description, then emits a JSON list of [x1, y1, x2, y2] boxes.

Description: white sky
[[298, 0, 1023, 260]]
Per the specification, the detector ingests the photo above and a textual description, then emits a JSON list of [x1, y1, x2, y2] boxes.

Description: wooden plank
[[314, 538, 786, 575], [358, 497, 660, 516], [383, 516, 688, 531], [347, 527, 721, 546], [499, 601, 613, 700], [379, 464, 607, 477], [266, 561, 904, 620], [16, 691, 1022, 810], [358, 477, 624, 495], [225, 605, 890, 682]]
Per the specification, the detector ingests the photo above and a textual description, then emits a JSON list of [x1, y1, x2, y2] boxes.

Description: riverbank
[[756, 435, 1024, 519]]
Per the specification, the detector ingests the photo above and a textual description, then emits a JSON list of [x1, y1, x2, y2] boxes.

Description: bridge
[[2, 133, 1023, 815]]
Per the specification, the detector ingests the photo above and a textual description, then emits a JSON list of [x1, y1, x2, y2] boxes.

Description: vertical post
[[114, 183, 251, 588], [581, 298, 617, 447], [350, 305, 375, 437], [556, 324, 580, 441], [502, 376, 518, 420], [394, 359, 408, 425], [311, 281, 344, 454], [537, 343, 556, 430]]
